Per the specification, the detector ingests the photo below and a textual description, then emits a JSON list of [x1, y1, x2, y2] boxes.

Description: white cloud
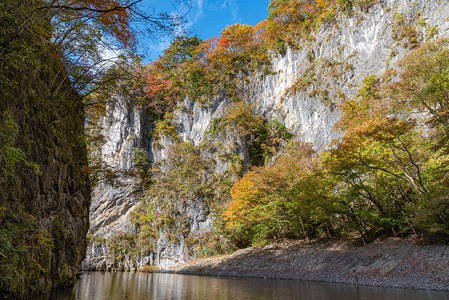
[[169, 2, 194, 37], [220, 0, 238, 21], [146, 39, 171, 61], [194, 0, 205, 22]]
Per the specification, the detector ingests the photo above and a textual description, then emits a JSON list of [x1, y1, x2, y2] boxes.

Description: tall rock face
[[0, 2, 91, 296], [83, 0, 449, 270], [88, 97, 152, 238], [83, 96, 152, 271], [0, 50, 91, 297]]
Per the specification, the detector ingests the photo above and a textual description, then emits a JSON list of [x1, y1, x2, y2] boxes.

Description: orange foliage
[[218, 36, 230, 49], [264, 0, 337, 48], [54, 0, 135, 47], [198, 23, 265, 69], [129, 64, 176, 117], [220, 23, 260, 54], [223, 143, 315, 238], [145, 74, 170, 97], [224, 170, 262, 227]]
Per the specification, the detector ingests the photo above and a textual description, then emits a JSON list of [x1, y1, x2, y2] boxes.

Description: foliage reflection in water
[[33, 272, 449, 300]]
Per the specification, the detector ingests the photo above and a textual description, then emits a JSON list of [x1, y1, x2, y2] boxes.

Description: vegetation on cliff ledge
[[117, 0, 449, 262]]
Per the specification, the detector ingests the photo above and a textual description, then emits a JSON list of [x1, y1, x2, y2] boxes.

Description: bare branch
[[47, 0, 142, 14]]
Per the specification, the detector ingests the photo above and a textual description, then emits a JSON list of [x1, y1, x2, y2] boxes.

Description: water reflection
[[33, 272, 449, 300]]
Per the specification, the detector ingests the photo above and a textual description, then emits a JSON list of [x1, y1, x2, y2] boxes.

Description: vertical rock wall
[[89, 97, 152, 238], [83, 95, 152, 270], [0, 73, 91, 295]]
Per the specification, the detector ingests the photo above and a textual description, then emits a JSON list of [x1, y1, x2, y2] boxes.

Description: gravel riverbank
[[168, 238, 449, 291]]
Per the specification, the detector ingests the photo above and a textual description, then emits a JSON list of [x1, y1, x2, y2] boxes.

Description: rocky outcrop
[[83, 0, 449, 270], [36, 101, 91, 290]]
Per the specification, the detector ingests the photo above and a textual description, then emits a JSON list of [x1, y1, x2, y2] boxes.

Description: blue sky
[[138, 0, 269, 62]]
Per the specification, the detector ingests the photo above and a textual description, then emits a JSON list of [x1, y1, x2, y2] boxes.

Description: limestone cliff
[[83, 0, 449, 270], [83, 95, 151, 270]]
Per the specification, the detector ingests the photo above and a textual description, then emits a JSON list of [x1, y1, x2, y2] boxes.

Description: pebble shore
[[169, 238, 449, 291]]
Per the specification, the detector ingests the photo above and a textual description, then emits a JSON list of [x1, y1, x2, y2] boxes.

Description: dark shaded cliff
[[0, 1, 90, 297]]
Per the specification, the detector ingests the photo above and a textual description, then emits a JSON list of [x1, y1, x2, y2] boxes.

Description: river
[[33, 272, 449, 300]]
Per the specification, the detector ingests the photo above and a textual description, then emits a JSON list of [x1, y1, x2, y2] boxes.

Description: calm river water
[[33, 272, 449, 300]]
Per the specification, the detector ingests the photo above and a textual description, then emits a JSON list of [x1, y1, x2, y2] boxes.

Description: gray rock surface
[[83, 95, 151, 271], [1, 69, 91, 294], [89, 96, 151, 239]]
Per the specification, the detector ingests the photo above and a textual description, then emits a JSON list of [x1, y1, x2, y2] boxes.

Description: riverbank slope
[[169, 238, 449, 291]]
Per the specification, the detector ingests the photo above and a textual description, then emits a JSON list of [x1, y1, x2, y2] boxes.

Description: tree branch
[[47, 1, 142, 14]]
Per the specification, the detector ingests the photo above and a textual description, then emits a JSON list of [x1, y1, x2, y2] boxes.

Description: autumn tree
[[223, 143, 326, 246], [1, 0, 185, 103], [155, 36, 207, 102], [388, 38, 449, 151], [222, 37, 449, 247], [260, 0, 335, 51], [316, 40, 449, 241], [385, 38, 449, 236]]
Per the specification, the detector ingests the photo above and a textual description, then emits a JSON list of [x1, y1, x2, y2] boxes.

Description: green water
[[33, 272, 449, 300]]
